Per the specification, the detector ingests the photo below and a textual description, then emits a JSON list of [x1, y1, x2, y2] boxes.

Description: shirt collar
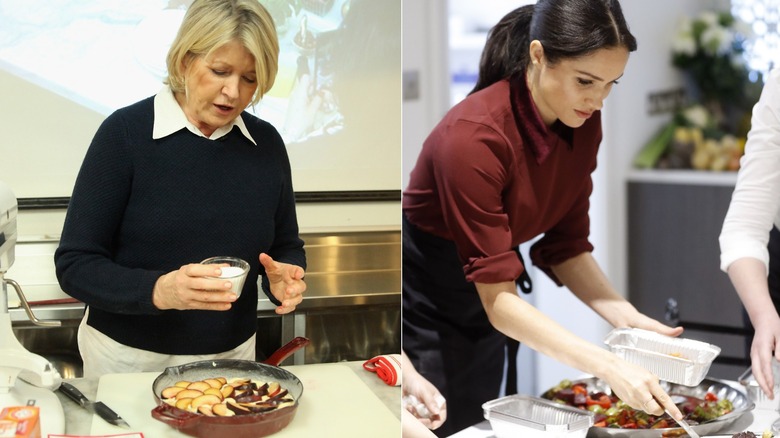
[[152, 86, 257, 145], [509, 75, 576, 164]]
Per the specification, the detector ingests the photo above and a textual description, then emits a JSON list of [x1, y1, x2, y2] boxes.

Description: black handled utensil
[[58, 381, 131, 429]]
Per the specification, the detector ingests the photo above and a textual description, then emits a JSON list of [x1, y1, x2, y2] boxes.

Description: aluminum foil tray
[[604, 328, 720, 386], [483, 395, 594, 438]]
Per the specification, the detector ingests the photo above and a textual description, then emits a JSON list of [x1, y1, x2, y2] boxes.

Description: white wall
[[401, 0, 450, 189]]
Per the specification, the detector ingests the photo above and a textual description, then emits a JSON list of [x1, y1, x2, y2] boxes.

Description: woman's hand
[[152, 264, 238, 311], [259, 253, 306, 314], [727, 257, 780, 398], [623, 311, 684, 338], [401, 352, 447, 430], [750, 316, 780, 398], [600, 357, 684, 420]]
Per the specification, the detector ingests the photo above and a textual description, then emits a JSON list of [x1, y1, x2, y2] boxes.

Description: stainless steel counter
[[10, 230, 401, 375]]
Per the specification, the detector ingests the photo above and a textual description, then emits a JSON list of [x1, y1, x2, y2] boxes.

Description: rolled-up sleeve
[[719, 69, 780, 273]]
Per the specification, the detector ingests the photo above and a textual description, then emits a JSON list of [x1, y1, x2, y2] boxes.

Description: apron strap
[[513, 246, 533, 294]]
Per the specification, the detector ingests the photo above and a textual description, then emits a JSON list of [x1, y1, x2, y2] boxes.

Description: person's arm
[[728, 257, 780, 397], [719, 69, 780, 399], [475, 281, 683, 420], [54, 111, 165, 315], [255, 122, 307, 304], [402, 410, 438, 438], [550, 252, 684, 337]]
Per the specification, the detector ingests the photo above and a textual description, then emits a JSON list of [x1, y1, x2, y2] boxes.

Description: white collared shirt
[[719, 68, 780, 272], [152, 86, 257, 145]]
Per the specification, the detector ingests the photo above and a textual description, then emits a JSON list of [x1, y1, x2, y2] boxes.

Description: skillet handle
[[263, 337, 311, 366], [151, 404, 202, 428]]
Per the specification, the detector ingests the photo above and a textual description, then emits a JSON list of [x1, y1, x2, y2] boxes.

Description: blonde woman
[[55, 0, 306, 378]]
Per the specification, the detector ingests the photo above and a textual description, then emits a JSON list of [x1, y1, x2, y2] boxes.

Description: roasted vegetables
[[542, 379, 734, 430]]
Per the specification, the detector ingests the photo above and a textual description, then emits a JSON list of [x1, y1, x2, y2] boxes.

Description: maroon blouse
[[403, 76, 602, 285]]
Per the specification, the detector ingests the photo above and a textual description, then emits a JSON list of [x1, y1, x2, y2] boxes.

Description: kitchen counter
[[448, 379, 775, 437], [55, 360, 400, 436]]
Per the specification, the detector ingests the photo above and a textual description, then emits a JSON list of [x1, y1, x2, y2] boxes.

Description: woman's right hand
[[749, 316, 780, 398], [152, 264, 238, 311], [600, 358, 683, 420], [401, 352, 447, 430]]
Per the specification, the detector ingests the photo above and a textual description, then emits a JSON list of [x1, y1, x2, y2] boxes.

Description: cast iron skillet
[[151, 337, 310, 438]]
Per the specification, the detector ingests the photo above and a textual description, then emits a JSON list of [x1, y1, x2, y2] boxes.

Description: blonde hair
[[165, 0, 279, 105]]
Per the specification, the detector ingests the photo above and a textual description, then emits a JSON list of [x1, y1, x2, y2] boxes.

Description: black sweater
[[54, 96, 306, 354]]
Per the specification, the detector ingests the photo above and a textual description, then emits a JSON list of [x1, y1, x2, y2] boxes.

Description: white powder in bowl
[[219, 266, 245, 278]]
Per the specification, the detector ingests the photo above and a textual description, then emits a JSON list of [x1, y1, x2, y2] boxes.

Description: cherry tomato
[[586, 394, 612, 409], [572, 384, 588, 395]]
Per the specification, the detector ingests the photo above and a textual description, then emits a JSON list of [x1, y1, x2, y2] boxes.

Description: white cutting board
[[91, 362, 400, 437]]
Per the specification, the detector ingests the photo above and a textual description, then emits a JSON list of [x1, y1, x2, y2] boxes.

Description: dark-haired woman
[[402, 1, 684, 434]]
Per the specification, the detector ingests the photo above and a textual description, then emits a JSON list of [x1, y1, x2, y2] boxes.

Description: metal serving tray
[[553, 377, 754, 437]]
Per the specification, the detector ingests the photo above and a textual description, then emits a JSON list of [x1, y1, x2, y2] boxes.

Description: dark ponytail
[[471, 5, 534, 94], [470, 0, 637, 95]]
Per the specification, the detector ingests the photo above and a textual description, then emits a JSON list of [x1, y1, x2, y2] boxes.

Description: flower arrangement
[[671, 10, 752, 110], [634, 10, 761, 171]]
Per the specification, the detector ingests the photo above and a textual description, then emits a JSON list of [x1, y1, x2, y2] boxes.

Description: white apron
[[77, 308, 256, 379]]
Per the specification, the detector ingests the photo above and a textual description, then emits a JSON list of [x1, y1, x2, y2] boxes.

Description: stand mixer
[[0, 180, 65, 435]]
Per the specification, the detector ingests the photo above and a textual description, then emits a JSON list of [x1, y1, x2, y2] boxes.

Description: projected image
[[0, 1, 171, 114], [0, 0, 400, 194], [0, 0, 378, 146]]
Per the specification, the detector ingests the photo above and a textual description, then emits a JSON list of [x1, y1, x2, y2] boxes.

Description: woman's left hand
[[625, 312, 684, 338], [259, 253, 306, 314]]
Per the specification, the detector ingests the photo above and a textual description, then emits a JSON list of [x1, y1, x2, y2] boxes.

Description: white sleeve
[[719, 68, 780, 273]]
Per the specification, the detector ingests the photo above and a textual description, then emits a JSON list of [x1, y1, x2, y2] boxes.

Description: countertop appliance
[[0, 180, 65, 435]]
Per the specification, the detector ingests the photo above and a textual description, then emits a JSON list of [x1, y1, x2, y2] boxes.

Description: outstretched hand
[[259, 253, 306, 314]]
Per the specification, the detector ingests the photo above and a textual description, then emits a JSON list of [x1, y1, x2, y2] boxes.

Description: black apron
[[403, 215, 521, 436]]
